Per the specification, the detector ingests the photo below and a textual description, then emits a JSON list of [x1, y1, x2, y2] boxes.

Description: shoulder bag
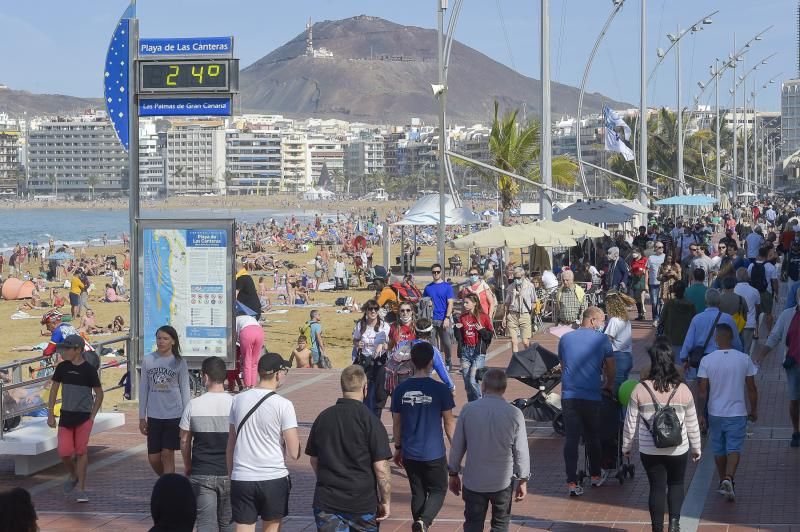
[[236, 391, 276, 438], [688, 311, 721, 369]]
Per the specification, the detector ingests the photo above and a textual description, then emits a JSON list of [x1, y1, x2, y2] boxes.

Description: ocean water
[[0, 207, 325, 254]]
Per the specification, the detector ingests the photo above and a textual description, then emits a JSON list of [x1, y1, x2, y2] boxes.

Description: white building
[[344, 134, 385, 180], [139, 122, 165, 198], [280, 133, 312, 192], [165, 122, 227, 195], [27, 119, 128, 197], [308, 135, 344, 187], [782, 79, 800, 158], [226, 128, 283, 195]]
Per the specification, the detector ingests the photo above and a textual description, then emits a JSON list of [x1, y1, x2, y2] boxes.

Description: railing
[[0, 335, 131, 440]]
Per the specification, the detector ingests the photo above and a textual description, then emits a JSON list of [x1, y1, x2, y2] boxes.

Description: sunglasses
[[400, 308, 413, 313], [431, 270, 442, 274], [366, 307, 379, 312]]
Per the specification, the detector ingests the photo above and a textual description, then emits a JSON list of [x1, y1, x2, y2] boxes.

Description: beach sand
[[0, 241, 461, 408]]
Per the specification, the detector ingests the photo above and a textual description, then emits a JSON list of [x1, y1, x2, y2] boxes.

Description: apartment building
[[226, 129, 282, 195], [165, 122, 227, 195]]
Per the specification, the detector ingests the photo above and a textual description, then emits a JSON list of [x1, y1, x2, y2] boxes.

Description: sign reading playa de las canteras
[[141, 220, 235, 366]]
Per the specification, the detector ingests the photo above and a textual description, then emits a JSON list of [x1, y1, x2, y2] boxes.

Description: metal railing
[[0, 335, 131, 440]]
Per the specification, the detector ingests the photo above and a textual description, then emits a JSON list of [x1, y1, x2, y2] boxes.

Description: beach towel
[[11, 311, 34, 320]]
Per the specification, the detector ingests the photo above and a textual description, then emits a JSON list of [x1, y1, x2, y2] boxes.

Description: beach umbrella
[[533, 219, 609, 239], [654, 194, 717, 206], [450, 223, 576, 250], [48, 252, 75, 261]]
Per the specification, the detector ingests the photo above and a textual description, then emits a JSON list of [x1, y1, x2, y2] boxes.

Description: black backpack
[[640, 382, 684, 448], [749, 262, 768, 292]]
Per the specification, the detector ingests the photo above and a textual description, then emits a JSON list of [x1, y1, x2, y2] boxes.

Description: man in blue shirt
[[422, 264, 456, 370], [391, 342, 456, 531], [558, 307, 615, 496], [680, 289, 743, 376]]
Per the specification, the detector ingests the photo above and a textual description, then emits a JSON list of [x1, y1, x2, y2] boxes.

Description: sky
[[0, 0, 793, 117]]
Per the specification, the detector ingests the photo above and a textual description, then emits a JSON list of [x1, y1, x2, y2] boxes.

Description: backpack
[[640, 382, 684, 449], [299, 321, 314, 347], [417, 297, 433, 321], [384, 341, 415, 394], [749, 262, 768, 292]]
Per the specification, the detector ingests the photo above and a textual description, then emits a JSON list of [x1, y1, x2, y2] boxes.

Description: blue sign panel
[[139, 97, 232, 116], [103, 3, 135, 152], [139, 37, 233, 57]]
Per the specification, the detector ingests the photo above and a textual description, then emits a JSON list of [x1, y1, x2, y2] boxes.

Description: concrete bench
[[0, 412, 125, 475]]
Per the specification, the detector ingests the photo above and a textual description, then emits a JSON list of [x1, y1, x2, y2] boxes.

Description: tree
[[170, 165, 186, 196], [455, 101, 577, 223], [86, 175, 100, 201]]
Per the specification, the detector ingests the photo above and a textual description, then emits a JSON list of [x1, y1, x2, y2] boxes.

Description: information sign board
[[138, 36, 234, 57], [139, 97, 232, 116]]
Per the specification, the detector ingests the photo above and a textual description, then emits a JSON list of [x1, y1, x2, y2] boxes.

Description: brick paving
[[2, 301, 799, 531]]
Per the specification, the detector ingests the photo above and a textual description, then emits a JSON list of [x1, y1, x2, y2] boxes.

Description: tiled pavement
[[2, 304, 799, 531]]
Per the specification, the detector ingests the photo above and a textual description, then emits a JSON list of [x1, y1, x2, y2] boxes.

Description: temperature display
[[139, 61, 230, 92]]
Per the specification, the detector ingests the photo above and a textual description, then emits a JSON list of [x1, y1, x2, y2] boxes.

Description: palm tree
[[86, 175, 100, 201], [454, 101, 577, 223], [170, 165, 186, 196]]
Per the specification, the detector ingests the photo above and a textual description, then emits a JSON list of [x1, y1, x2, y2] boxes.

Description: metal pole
[[676, 25, 684, 196], [129, 13, 141, 400], [752, 78, 758, 195], [540, 0, 553, 221], [715, 59, 721, 202], [437, 0, 447, 259], [639, 0, 648, 207], [731, 34, 738, 199], [743, 72, 749, 194]]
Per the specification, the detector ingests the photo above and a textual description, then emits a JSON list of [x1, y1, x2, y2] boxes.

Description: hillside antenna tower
[[306, 18, 314, 56]]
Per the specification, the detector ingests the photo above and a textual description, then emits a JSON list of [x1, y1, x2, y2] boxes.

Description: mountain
[[0, 87, 101, 116], [240, 15, 630, 124]]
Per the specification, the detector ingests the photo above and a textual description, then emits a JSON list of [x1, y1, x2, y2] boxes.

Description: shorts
[[146, 417, 181, 454], [231, 476, 291, 524], [310, 348, 321, 365], [708, 415, 747, 456], [506, 312, 532, 341], [69, 293, 81, 307], [786, 364, 800, 401], [57, 419, 93, 457], [760, 291, 774, 314]]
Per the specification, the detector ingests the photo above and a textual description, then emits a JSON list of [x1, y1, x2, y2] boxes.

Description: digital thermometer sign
[[138, 60, 237, 93]]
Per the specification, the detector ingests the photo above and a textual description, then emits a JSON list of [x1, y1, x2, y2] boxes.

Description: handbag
[[236, 391, 276, 438], [688, 311, 721, 369]]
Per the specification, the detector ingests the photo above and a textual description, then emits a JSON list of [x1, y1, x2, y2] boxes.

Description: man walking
[[698, 324, 758, 502], [748, 246, 778, 332], [423, 263, 457, 370], [180, 356, 234, 532], [503, 267, 536, 352], [756, 287, 800, 448], [391, 342, 456, 531], [227, 353, 300, 532], [558, 307, 615, 496], [555, 270, 586, 326], [645, 240, 666, 326], [306, 365, 392, 531], [734, 268, 761, 354], [680, 289, 743, 378], [448, 369, 530, 531], [302, 310, 326, 368], [47, 335, 104, 503]]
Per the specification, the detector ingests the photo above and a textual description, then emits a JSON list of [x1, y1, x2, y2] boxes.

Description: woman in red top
[[629, 248, 649, 320], [456, 293, 493, 402], [388, 302, 416, 350]]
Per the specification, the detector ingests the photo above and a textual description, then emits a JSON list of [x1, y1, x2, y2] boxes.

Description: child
[[289, 335, 312, 368]]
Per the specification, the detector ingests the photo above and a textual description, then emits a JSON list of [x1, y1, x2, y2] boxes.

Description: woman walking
[[658, 254, 682, 307], [388, 302, 417, 350], [236, 310, 264, 389], [629, 248, 648, 320], [658, 281, 698, 362], [139, 325, 190, 476], [604, 290, 636, 390], [455, 293, 493, 401], [352, 300, 391, 417], [622, 342, 702, 532]]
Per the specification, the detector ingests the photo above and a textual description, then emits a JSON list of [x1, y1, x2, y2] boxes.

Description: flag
[[603, 105, 635, 162]]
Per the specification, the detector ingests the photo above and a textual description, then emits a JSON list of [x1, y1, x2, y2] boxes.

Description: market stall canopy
[[449, 223, 576, 250], [303, 187, 335, 201], [533, 218, 609, 239], [607, 199, 655, 214], [392, 194, 483, 226], [552, 200, 639, 224], [654, 194, 717, 206]]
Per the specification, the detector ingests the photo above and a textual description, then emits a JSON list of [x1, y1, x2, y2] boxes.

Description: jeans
[[431, 320, 454, 367], [402, 457, 448, 527], [649, 284, 661, 320], [313, 508, 378, 532], [640, 452, 688, 530], [191, 475, 233, 532], [460, 345, 485, 402], [613, 351, 633, 391], [740, 328, 754, 356], [364, 363, 387, 418], [562, 399, 602, 483], [463, 484, 514, 532]]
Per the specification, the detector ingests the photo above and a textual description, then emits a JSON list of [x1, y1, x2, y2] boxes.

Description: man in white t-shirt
[[227, 353, 300, 532], [645, 242, 666, 324], [748, 247, 779, 331], [744, 226, 765, 261], [734, 267, 761, 355], [697, 323, 758, 502]]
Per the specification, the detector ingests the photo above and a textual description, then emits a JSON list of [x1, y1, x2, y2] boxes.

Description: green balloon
[[618, 379, 639, 406]]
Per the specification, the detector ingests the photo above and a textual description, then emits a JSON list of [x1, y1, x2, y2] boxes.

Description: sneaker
[[567, 482, 584, 496], [791, 432, 800, 448], [411, 519, 426, 532], [74, 490, 89, 503], [652, 319, 659, 328], [720, 478, 735, 502], [591, 470, 609, 487], [62, 475, 78, 495]]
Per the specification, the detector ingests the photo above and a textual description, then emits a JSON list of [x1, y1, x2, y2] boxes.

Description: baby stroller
[[575, 393, 635, 485], [506, 343, 564, 435], [365, 265, 388, 290]]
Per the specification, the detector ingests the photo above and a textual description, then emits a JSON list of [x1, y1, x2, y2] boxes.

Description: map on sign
[[142, 227, 231, 361]]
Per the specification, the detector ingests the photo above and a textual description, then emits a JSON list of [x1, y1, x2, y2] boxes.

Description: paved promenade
[[2, 305, 799, 531]]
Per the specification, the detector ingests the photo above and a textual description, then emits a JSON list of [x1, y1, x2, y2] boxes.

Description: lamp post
[[540, 0, 553, 220], [436, 0, 446, 263], [638, 0, 648, 207]]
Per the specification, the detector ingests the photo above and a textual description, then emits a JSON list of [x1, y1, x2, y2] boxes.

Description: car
[[401, 391, 433, 405]]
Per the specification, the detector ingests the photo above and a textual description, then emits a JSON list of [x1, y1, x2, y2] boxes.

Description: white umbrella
[[450, 223, 576, 250]]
